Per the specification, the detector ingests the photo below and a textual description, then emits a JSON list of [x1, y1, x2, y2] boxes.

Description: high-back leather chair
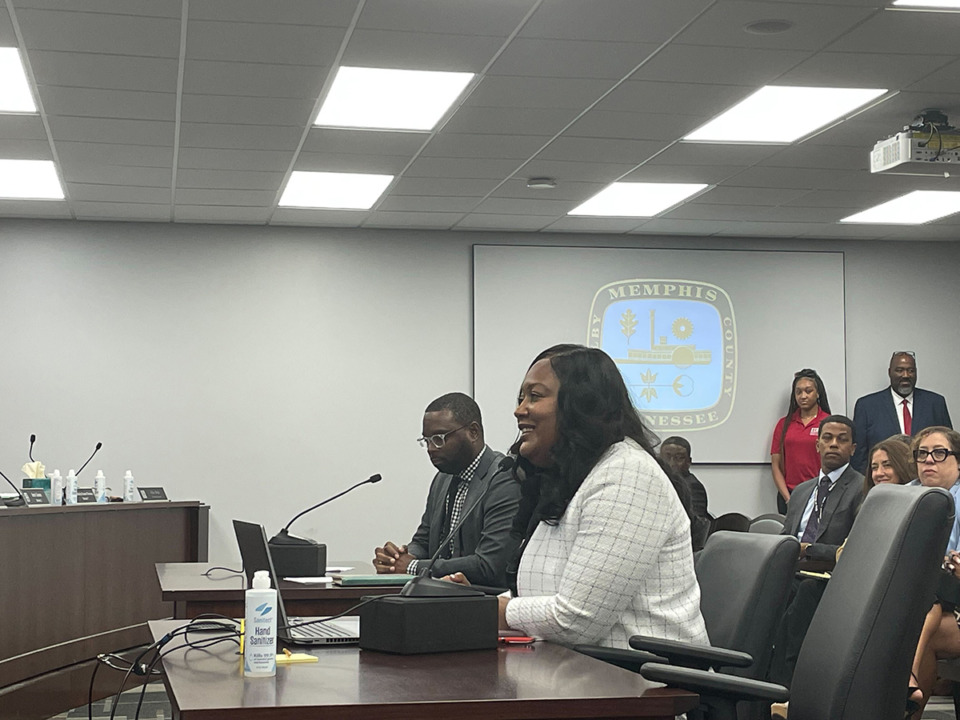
[[640, 484, 954, 720]]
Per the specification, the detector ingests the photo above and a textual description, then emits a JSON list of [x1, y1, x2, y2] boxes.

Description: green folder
[[332, 574, 416, 586]]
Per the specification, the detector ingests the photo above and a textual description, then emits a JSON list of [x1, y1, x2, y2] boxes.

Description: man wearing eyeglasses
[[851, 351, 952, 473], [372, 392, 520, 586]]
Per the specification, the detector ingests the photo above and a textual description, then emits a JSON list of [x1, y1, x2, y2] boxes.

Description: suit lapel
[[791, 482, 816, 535], [882, 390, 901, 434], [815, 468, 855, 541]]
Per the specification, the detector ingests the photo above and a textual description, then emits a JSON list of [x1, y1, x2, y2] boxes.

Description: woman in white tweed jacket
[[499, 344, 707, 649]]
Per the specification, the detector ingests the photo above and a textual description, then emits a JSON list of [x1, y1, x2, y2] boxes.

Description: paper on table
[[326, 566, 353, 573], [283, 576, 334, 584]]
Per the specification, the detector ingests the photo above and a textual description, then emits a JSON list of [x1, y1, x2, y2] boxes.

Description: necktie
[[800, 476, 832, 544], [441, 476, 465, 558], [902, 399, 912, 435]]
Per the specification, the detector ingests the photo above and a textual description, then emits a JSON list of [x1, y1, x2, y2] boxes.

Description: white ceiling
[[1, 0, 959, 239]]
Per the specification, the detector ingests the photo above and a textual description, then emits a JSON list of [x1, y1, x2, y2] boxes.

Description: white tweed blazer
[[504, 438, 708, 649]]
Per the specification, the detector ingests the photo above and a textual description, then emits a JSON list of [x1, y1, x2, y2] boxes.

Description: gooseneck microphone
[[279, 473, 382, 534], [268, 473, 382, 578], [0, 467, 26, 507], [76, 442, 103, 475], [28, 434, 36, 462]]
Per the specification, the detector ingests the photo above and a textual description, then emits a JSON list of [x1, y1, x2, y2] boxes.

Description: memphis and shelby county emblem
[[588, 280, 737, 431]]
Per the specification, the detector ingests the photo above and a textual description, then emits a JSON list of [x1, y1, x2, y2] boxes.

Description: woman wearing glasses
[[770, 369, 832, 514], [903, 427, 960, 718], [452, 344, 707, 648]]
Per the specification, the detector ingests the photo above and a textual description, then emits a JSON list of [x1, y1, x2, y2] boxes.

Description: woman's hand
[[441, 572, 471, 585], [947, 551, 960, 578]]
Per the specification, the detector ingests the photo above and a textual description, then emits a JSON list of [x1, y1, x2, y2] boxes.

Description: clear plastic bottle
[[94, 470, 107, 503], [243, 570, 277, 677], [49, 469, 64, 506], [65, 469, 78, 504], [123, 470, 138, 502]]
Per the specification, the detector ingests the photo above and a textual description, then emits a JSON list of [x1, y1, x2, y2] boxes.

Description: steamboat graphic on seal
[[588, 279, 736, 431]]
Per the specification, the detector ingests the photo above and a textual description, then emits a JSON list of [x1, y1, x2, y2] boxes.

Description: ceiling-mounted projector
[[870, 109, 960, 174]]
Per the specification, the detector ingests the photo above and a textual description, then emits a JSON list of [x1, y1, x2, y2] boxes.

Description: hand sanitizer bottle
[[244, 570, 277, 677], [123, 470, 138, 502], [65, 469, 78, 505], [94, 470, 107, 503]]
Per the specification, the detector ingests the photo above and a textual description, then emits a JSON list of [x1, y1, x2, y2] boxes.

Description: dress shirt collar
[[457, 447, 484, 483], [891, 387, 914, 408], [820, 462, 848, 486]]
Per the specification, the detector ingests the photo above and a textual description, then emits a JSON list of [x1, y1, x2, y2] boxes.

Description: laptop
[[232, 519, 360, 646]]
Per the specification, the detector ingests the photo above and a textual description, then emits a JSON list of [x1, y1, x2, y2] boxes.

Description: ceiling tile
[[358, 0, 535, 36], [293, 152, 410, 174], [270, 208, 367, 226], [174, 205, 272, 224], [472, 196, 575, 215], [0, 139, 53, 158], [466, 76, 613, 110], [422, 132, 550, 159], [182, 60, 326, 99], [72, 201, 171, 220], [693, 185, 808, 206], [777, 51, 954, 89], [186, 21, 345, 65], [177, 169, 283, 191], [175, 188, 276, 206], [0, 114, 47, 139], [178, 123, 302, 151], [0, 6, 19, 44], [15, 8, 181, 56], [442, 105, 579, 137], [519, 0, 712, 43], [454, 213, 554, 230], [488, 38, 660, 80], [404, 156, 520, 179], [491, 178, 606, 202], [188, 0, 357, 26], [180, 95, 316, 126], [622, 164, 746, 184], [536, 136, 664, 165], [61, 164, 172, 187], [630, 218, 737, 235], [68, 183, 170, 203], [647, 142, 783, 167], [0, 199, 71, 218], [828, 8, 960, 55], [675, 1, 876, 51], [363, 210, 463, 229], [28, 51, 179, 92], [597, 80, 753, 118], [521, 158, 637, 183], [377, 195, 480, 213], [47, 117, 174, 146], [630, 45, 812, 85], [545, 216, 643, 233], [57, 141, 172, 168], [14, 1, 180, 17], [177, 147, 292, 171], [39, 87, 175, 120], [391, 177, 501, 197], [566, 110, 705, 142], [302, 128, 427, 156], [340, 29, 504, 72]]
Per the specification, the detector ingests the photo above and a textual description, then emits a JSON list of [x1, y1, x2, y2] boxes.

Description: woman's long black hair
[[777, 368, 831, 456], [517, 343, 662, 524]]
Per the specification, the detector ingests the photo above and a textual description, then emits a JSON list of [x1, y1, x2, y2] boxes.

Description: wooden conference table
[[157, 561, 404, 618], [150, 619, 698, 720]]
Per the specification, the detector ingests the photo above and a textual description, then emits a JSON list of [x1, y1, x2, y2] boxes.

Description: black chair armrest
[[640, 662, 790, 703], [629, 635, 752, 670], [573, 645, 666, 673]]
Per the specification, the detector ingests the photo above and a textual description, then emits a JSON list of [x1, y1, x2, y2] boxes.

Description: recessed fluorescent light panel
[[315, 66, 474, 131], [892, 1, 960, 8], [684, 86, 887, 143], [840, 190, 960, 224], [0, 159, 63, 199], [0, 48, 37, 112], [278, 171, 393, 210], [569, 182, 708, 217]]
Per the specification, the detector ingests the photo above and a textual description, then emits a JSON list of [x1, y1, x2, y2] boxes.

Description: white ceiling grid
[[0, 0, 957, 238]]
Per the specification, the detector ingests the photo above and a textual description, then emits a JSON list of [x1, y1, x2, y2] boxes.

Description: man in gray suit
[[769, 414, 864, 688], [373, 392, 520, 587]]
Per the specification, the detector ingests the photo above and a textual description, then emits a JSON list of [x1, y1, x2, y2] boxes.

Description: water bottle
[[49, 469, 64, 506], [65, 469, 78, 504], [123, 470, 138, 502], [94, 470, 107, 503]]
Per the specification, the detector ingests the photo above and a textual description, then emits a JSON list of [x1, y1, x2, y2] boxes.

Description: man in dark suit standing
[[851, 351, 952, 473], [373, 392, 520, 587], [769, 414, 864, 688]]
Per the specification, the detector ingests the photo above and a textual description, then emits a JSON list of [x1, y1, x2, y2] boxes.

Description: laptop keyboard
[[289, 620, 355, 641]]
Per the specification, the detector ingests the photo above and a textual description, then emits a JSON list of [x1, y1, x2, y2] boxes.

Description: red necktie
[[902, 399, 912, 436]]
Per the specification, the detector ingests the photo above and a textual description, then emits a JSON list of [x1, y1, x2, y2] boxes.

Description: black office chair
[[748, 513, 785, 535], [576, 531, 799, 720], [710, 512, 752, 534], [640, 484, 954, 720]]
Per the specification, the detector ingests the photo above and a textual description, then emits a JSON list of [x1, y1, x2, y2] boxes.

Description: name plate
[[22, 488, 50, 506], [138, 487, 168, 502], [76, 488, 97, 503]]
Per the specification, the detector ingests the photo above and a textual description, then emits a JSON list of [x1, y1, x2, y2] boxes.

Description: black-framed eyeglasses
[[417, 425, 468, 449], [914, 448, 960, 463]]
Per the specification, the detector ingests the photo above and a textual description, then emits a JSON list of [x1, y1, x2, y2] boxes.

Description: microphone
[[268, 473, 382, 578], [0, 467, 26, 507], [76, 442, 102, 476], [399, 487, 492, 598], [29, 434, 36, 462]]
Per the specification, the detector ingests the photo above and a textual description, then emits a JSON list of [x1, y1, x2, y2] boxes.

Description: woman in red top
[[770, 369, 832, 514]]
